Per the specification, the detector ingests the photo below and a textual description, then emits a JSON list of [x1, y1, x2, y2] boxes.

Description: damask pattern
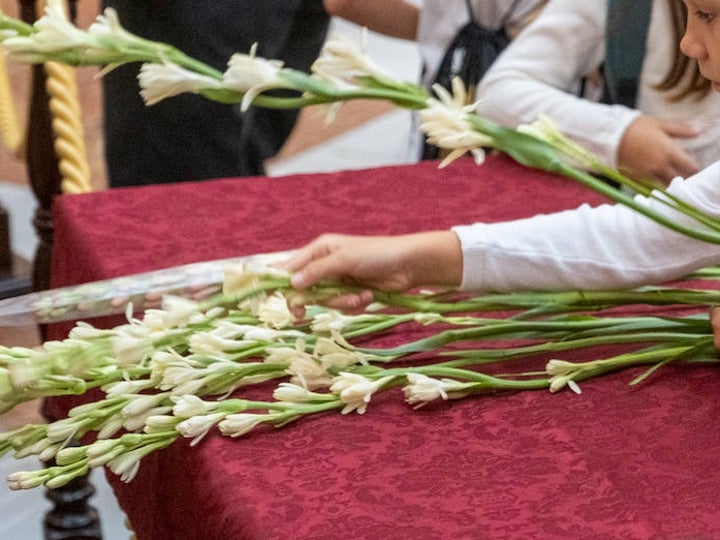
[[45, 156, 720, 539]]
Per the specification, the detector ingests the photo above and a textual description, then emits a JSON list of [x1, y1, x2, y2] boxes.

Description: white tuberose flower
[[2, 0, 96, 61], [107, 448, 144, 483], [223, 43, 291, 111], [171, 394, 216, 418], [141, 296, 199, 331], [330, 372, 393, 415], [221, 260, 288, 296], [545, 359, 583, 395], [419, 78, 494, 168], [270, 341, 332, 390], [257, 292, 295, 329], [402, 373, 477, 408], [272, 382, 316, 403], [285, 353, 332, 390], [138, 62, 223, 106], [218, 413, 266, 438], [403, 373, 449, 408], [88, 7, 143, 48], [176, 412, 226, 446], [314, 336, 369, 370], [518, 113, 598, 170], [312, 32, 385, 85], [112, 334, 154, 366]]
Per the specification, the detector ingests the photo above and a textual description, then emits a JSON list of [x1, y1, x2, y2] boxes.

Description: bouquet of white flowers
[[0, 1, 718, 490]]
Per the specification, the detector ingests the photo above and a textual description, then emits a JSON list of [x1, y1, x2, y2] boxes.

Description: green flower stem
[[466, 115, 720, 244], [0, 424, 46, 456], [590, 161, 720, 232], [441, 331, 712, 366], [686, 265, 720, 279], [557, 161, 720, 238], [358, 315, 706, 357], [216, 397, 345, 420], [0, 397, 127, 459], [278, 69, 429, 109], [553, 162, 720, 243], [0, 12, 33, 35], [200, 363, 289, 396], [206, 71, 430, 110], [200, 277, 291, 311], [38, 430, 179, 488], [377, 364, 550, 392], [1, 363, 151, 414], [369, 338, 716, 396], [561, 340, 716, 386], [341, 314, 420, 340], [373, 288, 720, 318]]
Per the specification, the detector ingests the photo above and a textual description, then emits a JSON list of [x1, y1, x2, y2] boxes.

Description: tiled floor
[[0, 13, 421, 540]]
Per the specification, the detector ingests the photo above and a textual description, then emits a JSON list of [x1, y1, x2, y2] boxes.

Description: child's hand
[[711, 305, 720, 349], [278, 231, 463, 311], [618, 115, 700, 183]]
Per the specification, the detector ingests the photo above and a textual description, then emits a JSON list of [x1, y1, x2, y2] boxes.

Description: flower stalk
[[1, 4, 719, 492]]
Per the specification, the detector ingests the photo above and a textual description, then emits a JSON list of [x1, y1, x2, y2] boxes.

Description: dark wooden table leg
[[0, 204, 32, 298], [44, 468, 102, 540]]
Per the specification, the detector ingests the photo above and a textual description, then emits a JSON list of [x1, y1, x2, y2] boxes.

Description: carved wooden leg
[[43, 470, 102, 540], [0, 204, 11, 270], [41, 405, 103, 540], [0, 203, 32, 299]]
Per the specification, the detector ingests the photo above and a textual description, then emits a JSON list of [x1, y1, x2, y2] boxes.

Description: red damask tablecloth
[[45, 156, 720, 539]]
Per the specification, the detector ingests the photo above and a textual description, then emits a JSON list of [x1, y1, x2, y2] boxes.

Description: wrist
[[405, 230, 462, 288]]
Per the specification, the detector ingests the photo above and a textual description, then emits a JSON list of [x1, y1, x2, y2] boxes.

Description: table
[[45, 156, 720, 539]]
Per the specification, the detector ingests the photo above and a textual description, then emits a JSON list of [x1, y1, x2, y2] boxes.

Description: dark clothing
[[101, 0, 330, 186]]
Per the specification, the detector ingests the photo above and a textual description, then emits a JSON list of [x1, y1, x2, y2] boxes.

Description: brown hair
[[656, 0, 711, 101]]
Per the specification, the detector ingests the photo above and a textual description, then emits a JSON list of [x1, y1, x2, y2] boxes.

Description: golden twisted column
[[43, 59, 92, 193], [0, 1, 91, 193], [37, 0, 92, 194], [0, 45, 25, 159], [0, 0, 92, 193]]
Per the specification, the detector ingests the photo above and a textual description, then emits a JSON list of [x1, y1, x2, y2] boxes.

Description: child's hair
[[656, 0, 711, 101]]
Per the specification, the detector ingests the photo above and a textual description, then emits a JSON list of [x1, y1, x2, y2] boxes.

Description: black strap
[[464, 0, 477, 24], [602, 0, 653, 108], [423, 0, 523, 160]]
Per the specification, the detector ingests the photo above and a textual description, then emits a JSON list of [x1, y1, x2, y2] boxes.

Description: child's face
[[681, 0, 720, 91]]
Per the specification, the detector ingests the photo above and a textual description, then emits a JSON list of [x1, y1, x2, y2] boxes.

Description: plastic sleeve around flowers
[[0, 250, 295, 326]]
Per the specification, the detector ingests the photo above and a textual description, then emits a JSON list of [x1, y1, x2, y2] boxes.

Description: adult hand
[[617, 115, 700, 184], [279, 231, 463, 311]]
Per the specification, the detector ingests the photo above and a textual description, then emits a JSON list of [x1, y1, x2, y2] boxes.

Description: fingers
[[710, 306, 720, 349], [290, 247, 351, 289], [277, 234, 350, 289], [323, 290, 375, 312], [619, 116, 702, 183], [657, 119, 701, 139], [279, 237, 331, 273], [660, 146, 700, 182], [655, 121, 700, 180], [669, 152, 700, 180]]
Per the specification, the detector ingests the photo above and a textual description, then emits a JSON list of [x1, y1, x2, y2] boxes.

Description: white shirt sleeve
[[452, 162, 720, 292], [476, 0, 640, 167]]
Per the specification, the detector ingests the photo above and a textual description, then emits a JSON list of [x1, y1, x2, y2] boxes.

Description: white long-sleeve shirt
[[453, 162, 720, 292], [477, 0, 720, 169], [417, 0, 546, 88]]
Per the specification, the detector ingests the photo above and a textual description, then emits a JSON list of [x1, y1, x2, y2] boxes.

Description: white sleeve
[[476, 0, 640, 167], [452, 162, 720, 292]]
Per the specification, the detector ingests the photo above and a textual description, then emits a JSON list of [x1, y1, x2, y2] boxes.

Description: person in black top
[[101, 0, 330, 187]]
